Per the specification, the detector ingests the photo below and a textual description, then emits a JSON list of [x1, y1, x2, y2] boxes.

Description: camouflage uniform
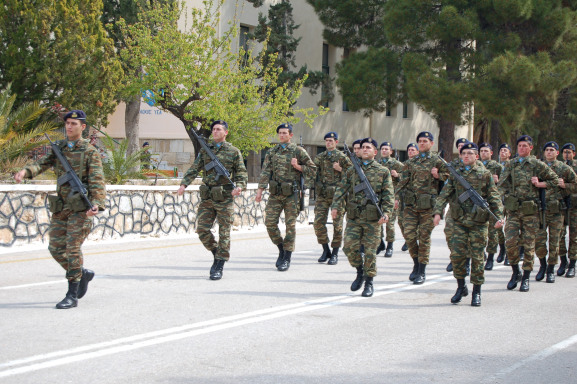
[[258, 143, 316, 252], [24, 139, 106, 282], [443, 158, 462, 258], [181, 141, 247, 261], [482, 159, 505, 254], [559, 159, 577, 266], [535, 160, 577, 265], [313, 149, 351, 248], [332, 160, 394, 277], [434, 162, 503, 285], [379, 157, 403, 242]]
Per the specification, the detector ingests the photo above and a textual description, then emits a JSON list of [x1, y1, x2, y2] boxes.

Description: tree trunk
[[490, 119, 501, 160], [125, 95, 141, 173], [437, 116, 455, 161]]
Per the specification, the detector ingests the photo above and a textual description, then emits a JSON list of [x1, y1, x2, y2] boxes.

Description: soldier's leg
[[520, 213, 541, 272], [469, 224, 489, 286], [534, 224, 549, 261], [48, 211, 71, 274], [546, 214, 564, 266], [403, 207, 419, 259], [282, 195, 299, 252], [444, 212, 455, 254], [264, 195, 284, 246], [450, 223, 468, 281], [362, 221, 381, 277], [214, 198, 234, 261], [505, 213, 522, 266], [417, 209, 435, 264], [568, 210, 577, 261], [398, 208, 405, 235], [486, 219, 499, 255], [385, 207, 397, 243], [313, 197, 330, 245], [331, 205, 345, 249], [196, 199, 218, 252], [64, 212, 93, 283], [343, 221, 362, 269], [559, 225, 568, 257]]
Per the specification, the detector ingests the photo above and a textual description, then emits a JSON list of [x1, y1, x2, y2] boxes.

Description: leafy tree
[[0, 0, 123, 126], [100, 134, 148, 184]]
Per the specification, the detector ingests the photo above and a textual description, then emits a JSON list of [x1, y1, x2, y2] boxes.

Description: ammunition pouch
[[361, 204, 380, 221], [417, 194, 434, 210], [548, 200, 560, 214], [47, 195, 64, 214], [269, 180, 280, 195], [504, 195, 519, 212], [281, 182, 294, 197], [520, 200, 538, 216], [199, 185, 211, 200], [449, 203, 464, 219], [404, 190, 416, 206], [67, 192, 89, 213], [472, 205, 490, 223], [211, 186, 225, 202], [346, 202, 360, 220]]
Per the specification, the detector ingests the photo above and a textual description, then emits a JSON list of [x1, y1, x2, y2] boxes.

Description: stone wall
[[0, 184, 308, 248]]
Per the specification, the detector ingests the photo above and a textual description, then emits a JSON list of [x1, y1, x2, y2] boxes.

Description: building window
[[322, 43, 330, 108], [402, 102, 409, 118], [240, 25, 250, 65]]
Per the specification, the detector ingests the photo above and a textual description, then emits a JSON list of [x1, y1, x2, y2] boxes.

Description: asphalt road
[[1, 223, 576, 384]]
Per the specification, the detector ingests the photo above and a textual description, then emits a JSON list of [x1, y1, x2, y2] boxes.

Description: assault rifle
[[186, 126, 236, 189], [297, 136, 305, 212], [343, 142, 385, 219], [438, 154, 500, 222], [44, 134, 93, 210]]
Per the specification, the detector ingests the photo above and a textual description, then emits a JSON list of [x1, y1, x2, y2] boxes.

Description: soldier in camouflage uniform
[[178, 120, 247, 281], [313, 132, 351, 265], [331, 138, 394, 297], [14, 110, 106, 309], [534, 142, 577, 283], [434, 142, 504, 306], [396, 131, 449, 285], [498, 135, 559, 292], [478, 143, 505, 270], [398, 143, 420, 252], [376, 141, 403, 257], [256, 123, 317, 272], [498, 143, 513, 264], [558, 143, 577, 278]]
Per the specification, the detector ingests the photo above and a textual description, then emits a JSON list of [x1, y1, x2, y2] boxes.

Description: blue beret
[[142, 142, 150, 147], [455, 138, 468, 148], [460, 142, 478, 153], [380, 141, 392, 149], [499, 143, 511, 152], [210, 120, 228, 130], [360, 137, 378, 149], [276, 123, 293, 133], [407, 142, 418, 150], [324, 132, 338, 140], [63, 110, 86, 121], [516, 135, 533, 145], [543, 141, 559, 151], [417, 131, 434, 141], [562, 143, 576, 152], [352, 139, 363, 147], [479, 142, 492, 151]]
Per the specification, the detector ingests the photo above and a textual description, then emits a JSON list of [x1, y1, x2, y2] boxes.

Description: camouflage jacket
[[331, 160, 394, 218], [396, 150, 449, 197], [314, 149, 351, 187], [258, 143, 316, 189], [181, 141, 247, 189], [434, 161, 503, 225], [542, 160, 577, 202], [481, 159, 504, 178], [566, 159, 577, 199], [498, 156, 559, 201], [25, 139, 106, 210], [379, 157, 403, 187]]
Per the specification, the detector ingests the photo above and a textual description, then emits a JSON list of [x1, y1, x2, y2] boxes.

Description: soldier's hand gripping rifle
[[343, 142, 385, 219], [186, 126, 236, 189], [297, 136, 305, 212], [438, 154, 501, 222], [44, 134, 93, 210]]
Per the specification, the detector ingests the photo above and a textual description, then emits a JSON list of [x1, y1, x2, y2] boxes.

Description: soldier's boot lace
[[535, 257, 547, 281], [471, 285, 481, 307], [557, 254, 568, 276], [409, 257, 419, 281], [77, 268, 94, 299], [210, 259, 225, 280], [278, 251, 292, 272], [56, 281, 79, 309], [519, 270, 531, 292], [361, 276, 374, 297], [318, 243, 331, 263], [351, 266, 364, 291], [327, 247, 339, 265], [546, 264, 555, 283], [450, 278, 468, 304], [384, 242, 394, 258]]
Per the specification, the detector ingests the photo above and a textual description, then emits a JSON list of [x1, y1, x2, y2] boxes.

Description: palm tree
[[100, 133, 149, 184]]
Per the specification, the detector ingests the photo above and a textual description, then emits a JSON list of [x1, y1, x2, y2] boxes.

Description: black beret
[[562, 143, 576, 152], [324, 131, 338, 140], [455, 138, 468, 148], [63, 110, 86, 121], [543, 141, 559, 151], [142, 142, 150, 147], [360, 137, 378, 149], [479, 142, 492, 151], [460, 142, 478, 153], [210, 120, 228, 130], [352, 139, 363, 147], [499, 143, 511, 152], [380, 141, 392, 149], [516, 135, 533, 145], [407, 142, 418, 150], [417, 131, 434, 141], [276, 123, 293, 133]]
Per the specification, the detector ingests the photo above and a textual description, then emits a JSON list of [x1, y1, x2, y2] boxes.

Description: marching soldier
[[498, 143, 513, 264], [256, 123, 317, 271], [559, 143, 577, 277], [478, 142, 505, 270], [14, 110, 106, 309], [534, 142, 577, 283], [178, 120, 248, 280], [331, 138, 394, 297], [313, 132, 352, 265], [498, 135, 559, 292], [396, 131, 449, 285], [377, 141, 403, 257], [434, 142, 504, 306], [399, 143, 420, 252]]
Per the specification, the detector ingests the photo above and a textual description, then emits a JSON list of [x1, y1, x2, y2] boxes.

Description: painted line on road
[[0, 272, 456, 378]]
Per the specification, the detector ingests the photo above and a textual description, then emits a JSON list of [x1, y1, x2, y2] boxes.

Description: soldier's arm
[[562, 166, 577, 194], [539, 161, 561, 188], [257, 152, 273, 189], [331, 169, 351, 211], [497, 163, 511, 195], [298, 147, 317, 180], [395, 163, 410, 196], [24, 148, 57, 179], [379, 169, 394, 217], [180, 151, 203, 187], [233, 149, 248, 190], [86, 148, 107, 210], [432, 178, 455, 217], [436, 158, 450, 182], [485, 172, 504, 220]]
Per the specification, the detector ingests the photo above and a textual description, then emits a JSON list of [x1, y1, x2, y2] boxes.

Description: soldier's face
[[353, 144, 361, 157], [517, 141, 533, 157], [211, 125, 228, 143], [381, 146, 392, 158], [407, 147, 419, 158], [417, 138, 433, 152], [277, 129, 293, 143], [457, 143, 465, 159], [325, 138, 337, 151], [461, 150, 477, 166], [543, 147, 559, 162], [361, 144, 377, 160], [479, 148, 493, 161], [563, 149, 575, 161], [499, 148, 511, 161], [65, 118, 86, 141]]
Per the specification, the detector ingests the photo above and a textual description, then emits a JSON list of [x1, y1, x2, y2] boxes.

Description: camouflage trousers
[[559, 208, 577, 261], [343, 218, 381, 277], [196, 195, 234, 261], [402, 206, 435, 264], [314, 195, 344, 248], [48, 209, 93, 282], [450, 221, 489, 285], [265, 192, 299, 252], [505, 210, 540, 271], [383, 205, 398, 243], [444, 211, 455, 256], [487, 219, 505, 254], [535, 209, 566, 265]]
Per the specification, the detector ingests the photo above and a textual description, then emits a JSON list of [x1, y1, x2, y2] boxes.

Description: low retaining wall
[[0, 184, 308, 248]]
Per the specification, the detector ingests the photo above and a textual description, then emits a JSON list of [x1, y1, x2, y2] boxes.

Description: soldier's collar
[[482, 160, 488, 165], [419, 151, 430, 159], [66, 141, 77, 149]]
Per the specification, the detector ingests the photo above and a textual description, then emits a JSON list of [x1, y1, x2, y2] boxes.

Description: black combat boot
[[507, 264, 522, 290], [450, 278, 468, 304], [327, 247, 339, 265], [318, 243, 331, 263], [56, 281, 80, 309], [496, 244, 506, 263], [409, 257, 419, 281], [546, 264, 555, 283], [362, 276, 374, 297], [413, 263, 427, 285], [446, 261, 453, 272], [276, 244, 285, 268], [384, 242, 394, 258], [566, 260, 576, 278], [210, 249, 218, 274], [278, 251, 292, 271], [557, 254, 568, 276], [351, 266, 364, 291], [504, 255, 510, 266], [401, 242, 408, 252], [520, 270, 531, 292], [210, 260, 225, 280], [471, 285, 481, 307], [376, 239, 386, 255], [519, 246, 525, 261], [536, 257, 547, 281], [77, 268, 95, 299], [485, 254, 494, 271]]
